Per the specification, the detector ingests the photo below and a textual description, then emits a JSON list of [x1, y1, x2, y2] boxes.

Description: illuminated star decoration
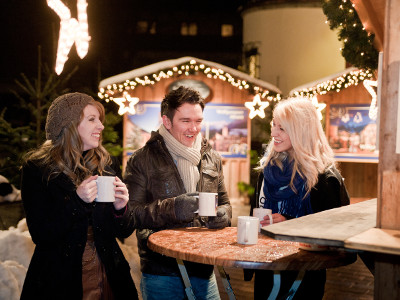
[[47, 0, 90, 75], [245, 94, 269, 119], [363, 79, 378, 120], [113, 92, 140, 115], [311, 96, 326, 121]]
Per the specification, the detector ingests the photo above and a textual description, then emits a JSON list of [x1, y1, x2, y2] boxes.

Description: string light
[[290, 69, 373, 98], [47, 0, 90, 75], [98, 59, 282, 114], [322, 0, 378, 70]]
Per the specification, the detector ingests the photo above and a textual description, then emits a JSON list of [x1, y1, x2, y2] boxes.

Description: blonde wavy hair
[[24, 101, 111, 186], [260, 98, 335, 195]]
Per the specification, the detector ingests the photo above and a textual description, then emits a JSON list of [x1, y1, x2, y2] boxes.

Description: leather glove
[[174, 192, 199, 222], [205, 207, 230, 229]]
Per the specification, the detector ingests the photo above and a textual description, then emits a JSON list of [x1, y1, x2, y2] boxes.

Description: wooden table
[[260, 198, 400, 256], [148, 227, 356, 299], [262, 198, 377, 248]]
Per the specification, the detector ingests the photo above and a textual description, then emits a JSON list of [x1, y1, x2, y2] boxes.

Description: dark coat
[[20, 159, 138, 300], [247, 166, 350, 300], [251, 165, 350, 216], [124, 131, 232, 278]]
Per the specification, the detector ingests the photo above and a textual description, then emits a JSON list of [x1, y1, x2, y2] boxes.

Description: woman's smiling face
[[270, 119, 293, 153], [78, 104, 105, 151]]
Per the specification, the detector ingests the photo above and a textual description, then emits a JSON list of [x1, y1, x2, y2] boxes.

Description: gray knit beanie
[[45, 92, 94, 142]]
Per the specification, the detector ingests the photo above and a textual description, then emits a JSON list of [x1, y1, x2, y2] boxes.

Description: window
[[244, 47, 260, 78], [149, 22, 156, 34], [136, 21, 156, 34], [136, 21, 148, 34], [181, 22, 197, 36], [221, 24, 233, 37]]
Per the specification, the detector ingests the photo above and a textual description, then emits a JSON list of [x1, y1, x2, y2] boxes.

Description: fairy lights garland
[[290, 69, 373, 98], [98, 59, 281, 103], [322, 0, 378, 70]]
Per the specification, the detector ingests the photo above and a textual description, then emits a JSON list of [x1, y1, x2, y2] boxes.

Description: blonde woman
[[251, 98, 350, 299], [20, 93, 138, 300]]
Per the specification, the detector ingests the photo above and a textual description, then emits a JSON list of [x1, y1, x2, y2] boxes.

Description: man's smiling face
[[162, 103, 203, 147]]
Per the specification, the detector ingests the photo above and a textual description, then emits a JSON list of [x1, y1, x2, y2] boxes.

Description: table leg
[[176, 259, 196, 300], [285, 270, 305, 300], [267, 271, 281, 300], [267, 270, 305, 300], [217, 266, 236, 300]]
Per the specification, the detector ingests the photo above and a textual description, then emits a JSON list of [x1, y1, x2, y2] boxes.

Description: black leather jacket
[[124, 131, 232, 277]]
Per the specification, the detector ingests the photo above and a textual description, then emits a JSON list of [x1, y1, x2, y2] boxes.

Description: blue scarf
[[262, 159, 313, 218]]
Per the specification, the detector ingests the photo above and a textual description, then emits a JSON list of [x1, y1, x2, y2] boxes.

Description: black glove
[[174, 192, 199, 222], [205, 207, 230, 229]]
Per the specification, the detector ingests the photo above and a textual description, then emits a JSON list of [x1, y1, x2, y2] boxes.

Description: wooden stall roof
[[351, 0, 385, 52], [98, 56, 282, 95], [288, 67, 366, 96]]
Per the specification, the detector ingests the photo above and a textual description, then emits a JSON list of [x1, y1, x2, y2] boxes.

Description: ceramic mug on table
[[253, 208, 273, 232], [237, 216, 259, 245], [95, 176, 115, 202], [195, 192, 218, 216]]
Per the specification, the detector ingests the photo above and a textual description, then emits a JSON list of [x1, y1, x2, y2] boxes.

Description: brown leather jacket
[[124, 131, 232, 277]]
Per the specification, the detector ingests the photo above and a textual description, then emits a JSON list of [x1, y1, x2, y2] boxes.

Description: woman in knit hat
[[20, 92, 138, 300]]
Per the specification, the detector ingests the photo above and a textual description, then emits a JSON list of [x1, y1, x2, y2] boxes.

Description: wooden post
[[377, 0, 400, 231], [376, 0, 400, 298]]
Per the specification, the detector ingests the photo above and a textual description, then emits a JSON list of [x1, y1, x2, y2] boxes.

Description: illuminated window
[[221, 24, 233, 37], [181, 22, 197, 36], [244, 47, 260, 78], [136, 21, 148, 34], [149, 22, 156, 34], [136, 21, 156, 34]]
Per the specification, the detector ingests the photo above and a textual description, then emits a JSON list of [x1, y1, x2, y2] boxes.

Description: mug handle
[[244, 221, 250, 243], [193, 196, 199, 213], [268, 213, 273, 225]]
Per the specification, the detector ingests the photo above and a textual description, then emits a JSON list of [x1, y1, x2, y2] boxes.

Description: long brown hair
[[24, 100, 111, 186]]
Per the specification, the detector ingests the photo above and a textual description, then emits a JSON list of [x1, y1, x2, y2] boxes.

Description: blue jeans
[[140, 272, 221, 300]]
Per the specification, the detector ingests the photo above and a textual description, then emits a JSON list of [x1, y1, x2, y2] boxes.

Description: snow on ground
[[0, 219, 33, 300], [0, 219, 142, 300]]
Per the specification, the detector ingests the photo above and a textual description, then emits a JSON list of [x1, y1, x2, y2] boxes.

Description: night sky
[[1, 0, 132, 92], [1, 0, 244, 93]]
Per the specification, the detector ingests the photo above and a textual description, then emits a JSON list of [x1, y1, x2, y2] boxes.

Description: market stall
[[290, 67, 378, 199], [98, 57, 282, 198]]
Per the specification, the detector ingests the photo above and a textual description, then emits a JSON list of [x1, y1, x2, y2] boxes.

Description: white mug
[[237, 216, 259, 245], [195, 192, 218, 216], [95, 176, 115, 202], [253, 208, 273, 232]]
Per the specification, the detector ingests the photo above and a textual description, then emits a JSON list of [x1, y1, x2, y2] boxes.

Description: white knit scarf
[[159, 124, 202, 193]]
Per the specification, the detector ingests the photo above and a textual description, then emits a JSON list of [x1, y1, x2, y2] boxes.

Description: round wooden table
[[148, 226, 356, 270], [148, 227, 357, 299]]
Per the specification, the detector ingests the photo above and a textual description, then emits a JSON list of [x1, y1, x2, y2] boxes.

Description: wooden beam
[[351, 0, 385, 51], [377, 0, 400, 230], [375, 0, 400, 298]]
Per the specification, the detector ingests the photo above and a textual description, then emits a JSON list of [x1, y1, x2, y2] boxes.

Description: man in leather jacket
[[124, 86, 232, 299]]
